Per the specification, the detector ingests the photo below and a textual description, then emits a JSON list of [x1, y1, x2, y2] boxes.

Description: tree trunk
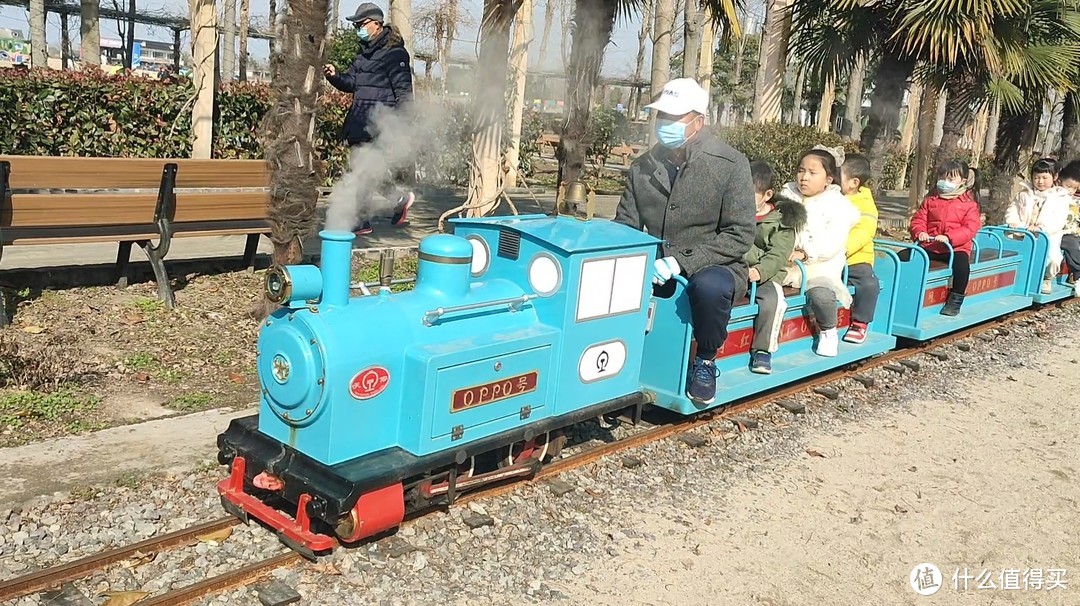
[[190, 0, 218, 158], [330, 0, 339, 28], [1058, 92, 1080, 160], [629, 0, 653, 118], [125, 0, 136, 69], [895, 81, 921, 190], [557, 0, 618, 194], [538, 0, 557, 65], [506, 0, 533, 189], [682, 0, 700, 79], [560, 0, 572, 68], [262, 0, 329, 267], [80, 0, 101, 66], [390, 0, 414, 64], [843, 56, 865, 140], [934, 72, 976, 169], [238, 0, 250, 81], [465, 0, 517, 217], [859, 53, 914, 198], [696, 13, 715, 101], [29, 0, 47, 68], [650, 0, 675, 140], [909, 83, 938, 214], [268, 0, 277, 55], [1039, 89, 1062, 157], [990, 109, 1040, 225], [791, 65, 805, 125], [222, 0, 236, 80], [983, 101, 999, 156], [818, 75, 835, 133], [970, 105, 990, 165], [753, 0, 792, 123]]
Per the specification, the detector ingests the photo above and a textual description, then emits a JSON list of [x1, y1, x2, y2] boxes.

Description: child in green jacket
[[746, 160, 808, 374]]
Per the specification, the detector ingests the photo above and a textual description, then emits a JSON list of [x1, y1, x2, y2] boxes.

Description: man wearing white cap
[[614, 78, 755, 405]]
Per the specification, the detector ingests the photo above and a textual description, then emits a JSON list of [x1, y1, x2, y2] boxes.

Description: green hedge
[[0, 68, 472, 187]]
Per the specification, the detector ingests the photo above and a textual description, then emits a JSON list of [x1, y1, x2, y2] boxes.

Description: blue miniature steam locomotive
[[216, 214, 1070, 556]]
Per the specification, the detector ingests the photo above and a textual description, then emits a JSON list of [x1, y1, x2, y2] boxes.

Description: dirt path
[[560, 328, 1080, 605]]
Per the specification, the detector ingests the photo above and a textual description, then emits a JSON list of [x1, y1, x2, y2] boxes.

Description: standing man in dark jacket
[[323, 2, 415, 235], [613, 78, 756, 405]]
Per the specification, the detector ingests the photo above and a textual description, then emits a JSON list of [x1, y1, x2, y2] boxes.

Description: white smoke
[[324, 98, 458, 231]]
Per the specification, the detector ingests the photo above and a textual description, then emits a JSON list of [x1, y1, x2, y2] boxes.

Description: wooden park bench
[[0, 156, 272, 313]]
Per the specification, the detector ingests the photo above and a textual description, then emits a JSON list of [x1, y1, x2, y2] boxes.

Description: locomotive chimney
[[319, 230, 356, 308], [415, 234, 472, 298]]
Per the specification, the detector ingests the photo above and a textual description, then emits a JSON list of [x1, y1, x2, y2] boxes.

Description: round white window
[[466, 236, 490, 277], [528, 253, 561, 296]]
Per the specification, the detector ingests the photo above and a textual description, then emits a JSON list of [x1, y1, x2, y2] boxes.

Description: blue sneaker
[[749, 351, 772, 375], [687, 357, 718, 404]]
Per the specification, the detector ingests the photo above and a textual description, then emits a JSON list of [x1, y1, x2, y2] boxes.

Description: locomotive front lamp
[[264, 264, 325, 308]]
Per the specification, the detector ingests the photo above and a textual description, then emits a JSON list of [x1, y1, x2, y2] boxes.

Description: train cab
[[448, 214, 660, 416]]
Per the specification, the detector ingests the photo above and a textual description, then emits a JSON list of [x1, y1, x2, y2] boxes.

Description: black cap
[[346, 2, 384, 23]]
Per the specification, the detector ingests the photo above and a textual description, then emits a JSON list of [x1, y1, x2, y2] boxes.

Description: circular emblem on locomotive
[[350, 366, 390, 400], [271, 354, 291, 384]]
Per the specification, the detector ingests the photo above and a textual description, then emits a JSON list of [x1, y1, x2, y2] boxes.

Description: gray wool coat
[[613, 130, 756, 299]]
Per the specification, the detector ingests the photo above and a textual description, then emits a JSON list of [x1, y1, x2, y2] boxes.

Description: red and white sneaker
[[843, 321, 868, 344], [391, 192, 415, 226]]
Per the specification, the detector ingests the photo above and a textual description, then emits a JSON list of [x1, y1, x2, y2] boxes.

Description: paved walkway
[[1, 189, 913, 272]]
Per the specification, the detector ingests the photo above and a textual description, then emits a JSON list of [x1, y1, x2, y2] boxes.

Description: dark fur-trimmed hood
[[772, 198, 807, 232]]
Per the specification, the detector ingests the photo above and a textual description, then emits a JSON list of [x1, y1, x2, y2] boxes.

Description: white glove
[[652, 256, 680, 285]]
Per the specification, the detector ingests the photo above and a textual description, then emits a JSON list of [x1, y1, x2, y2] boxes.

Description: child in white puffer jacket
[[780, 146, 860, 357], [1006, 158, 1071, 293]]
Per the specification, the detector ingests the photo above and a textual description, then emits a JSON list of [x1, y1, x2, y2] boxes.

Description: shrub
[[717, 122, 861, 186]]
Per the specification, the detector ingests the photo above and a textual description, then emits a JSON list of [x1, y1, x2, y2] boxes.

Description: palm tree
[[463, 0, 523, 217], [262, 0, 330, 265], [888, 0, 1080, 167], [790, 0, 917, 193]]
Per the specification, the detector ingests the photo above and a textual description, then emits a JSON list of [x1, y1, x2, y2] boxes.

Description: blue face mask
[[356, 26, 372, 42], [937, 179, 960, 194], [656, 119, 689, 149]]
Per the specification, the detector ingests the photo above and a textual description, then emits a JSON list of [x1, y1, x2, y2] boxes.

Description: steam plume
[[324, 99, 457, 231]]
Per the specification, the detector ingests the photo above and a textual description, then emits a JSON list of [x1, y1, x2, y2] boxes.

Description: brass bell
[[557, 180, 594, 220]]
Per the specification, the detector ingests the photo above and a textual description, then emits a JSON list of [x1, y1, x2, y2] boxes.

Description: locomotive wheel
[[499, 430, 565, 468]]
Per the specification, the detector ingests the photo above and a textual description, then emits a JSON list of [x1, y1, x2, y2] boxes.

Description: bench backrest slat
[[2, 194, 158, 228], [174, 192, 269, 223], [0, 156, 270, 190]]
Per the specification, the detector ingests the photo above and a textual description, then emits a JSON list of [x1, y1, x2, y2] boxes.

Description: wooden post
[[60, 13, 71, 69], [190, 0, 218, 158], [222, 0, 237, 81]]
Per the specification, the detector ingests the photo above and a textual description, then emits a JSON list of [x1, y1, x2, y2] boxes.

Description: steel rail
[[4, 298, 1071, 605], [0, 517, 239, 601]]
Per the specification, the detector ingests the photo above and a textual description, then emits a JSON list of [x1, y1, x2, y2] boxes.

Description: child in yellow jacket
[[839, 154, 880, 344]]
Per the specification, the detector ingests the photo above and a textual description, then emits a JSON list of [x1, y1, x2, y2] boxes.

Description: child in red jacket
[[909, 160, 982, 316]]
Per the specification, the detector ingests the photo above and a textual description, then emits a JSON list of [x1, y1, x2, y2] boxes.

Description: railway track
[[1, 300, 1069, 605]]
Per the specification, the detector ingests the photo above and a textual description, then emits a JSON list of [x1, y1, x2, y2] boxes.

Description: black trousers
[[1062, 234, 1080, 278], [899, 248, 970, 294], [846, 262, 880, 324], [686, 265, 737, 360]]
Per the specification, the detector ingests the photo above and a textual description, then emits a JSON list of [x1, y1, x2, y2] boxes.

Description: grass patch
[[169, 392, 214, 412], [0, 390, 98, 429], [353, 256, 419, 293], [124, 352, 157, 371], [129, 297, 165, 315]]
